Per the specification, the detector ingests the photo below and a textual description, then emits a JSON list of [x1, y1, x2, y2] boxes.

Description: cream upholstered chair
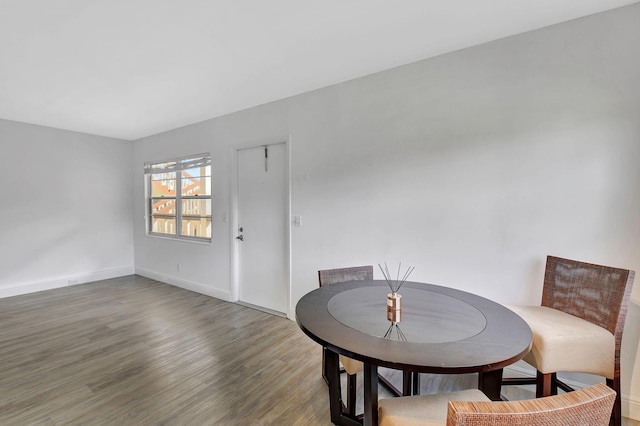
[[378, 383, 615, 426], [503, 256, 634, 426], [318, 266, 374, 417]]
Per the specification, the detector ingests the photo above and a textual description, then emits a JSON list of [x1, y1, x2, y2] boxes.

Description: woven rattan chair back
[[318, 265, 374, 287], [541, 256, 634, 338], [447, 383, 616, 426]]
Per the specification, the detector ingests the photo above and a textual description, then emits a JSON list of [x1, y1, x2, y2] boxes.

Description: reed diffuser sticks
[[378, 262, 415, 294]]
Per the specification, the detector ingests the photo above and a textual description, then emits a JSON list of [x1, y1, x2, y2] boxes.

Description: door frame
[[229, 135, 292, 318]]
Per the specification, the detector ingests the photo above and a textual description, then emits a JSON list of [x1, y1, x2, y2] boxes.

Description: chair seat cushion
[[507, 305, 615, 378], [378, 389, 489, 426], [340, 355, 363, 375]]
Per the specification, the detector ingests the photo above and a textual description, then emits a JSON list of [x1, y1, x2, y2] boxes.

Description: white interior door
[[236, 143, 288, 314]]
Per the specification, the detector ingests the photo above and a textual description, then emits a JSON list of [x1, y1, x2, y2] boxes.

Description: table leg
[[402, 371, 412, 396], [325, 349, 343, 424], [478, 368, 504, 401], [363, 363, 379, 426]]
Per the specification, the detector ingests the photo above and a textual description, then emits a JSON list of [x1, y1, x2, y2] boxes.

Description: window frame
[[145, 153, 212, 243]]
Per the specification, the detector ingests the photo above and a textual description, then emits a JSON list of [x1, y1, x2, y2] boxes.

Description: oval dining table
[[296, 280, 532, 426]]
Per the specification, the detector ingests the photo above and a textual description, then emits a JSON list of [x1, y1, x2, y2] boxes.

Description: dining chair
[[502, 255, 634, 426], [378, 382, 615, 426], [318, 266, 373, 417], [318, 266, 404, 417]]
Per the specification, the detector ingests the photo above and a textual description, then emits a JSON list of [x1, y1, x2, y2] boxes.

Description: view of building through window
[[145, 154, 212, 241]]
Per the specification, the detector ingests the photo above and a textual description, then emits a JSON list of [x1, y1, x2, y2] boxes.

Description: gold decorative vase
[[387, 292, 402, 323]]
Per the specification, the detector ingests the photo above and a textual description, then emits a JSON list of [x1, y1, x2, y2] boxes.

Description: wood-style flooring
[[0, 276, 329, 425], [1, 275, 638, 425]]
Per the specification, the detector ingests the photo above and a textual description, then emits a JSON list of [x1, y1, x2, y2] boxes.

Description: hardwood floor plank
[[0, 276, 331, 425]]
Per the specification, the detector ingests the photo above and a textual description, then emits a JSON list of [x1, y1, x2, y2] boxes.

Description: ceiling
[[1, 0, 637, 141]]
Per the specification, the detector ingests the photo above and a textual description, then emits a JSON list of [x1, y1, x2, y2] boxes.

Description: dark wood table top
[[296, 280, 532, 374]]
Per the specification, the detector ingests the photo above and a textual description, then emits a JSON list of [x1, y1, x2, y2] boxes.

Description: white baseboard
[[135, 267, 231, 302], [0, 266, 135, 299], [624, 392, 640, 421]]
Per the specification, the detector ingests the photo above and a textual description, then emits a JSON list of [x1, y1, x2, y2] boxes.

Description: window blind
[[144, 153, 210, 174]]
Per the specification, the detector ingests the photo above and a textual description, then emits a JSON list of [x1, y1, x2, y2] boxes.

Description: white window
[[145, 153, 212, 241]]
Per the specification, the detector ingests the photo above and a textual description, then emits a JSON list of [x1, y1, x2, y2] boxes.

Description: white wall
[[0, 119, 134, 297], [132, 4, 640, 417]]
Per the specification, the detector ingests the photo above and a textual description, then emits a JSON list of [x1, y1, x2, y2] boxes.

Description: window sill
[[146, 233, 212, 245]]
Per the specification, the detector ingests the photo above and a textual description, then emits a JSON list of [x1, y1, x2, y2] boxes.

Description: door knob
[[236, 235, 244, 241]]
